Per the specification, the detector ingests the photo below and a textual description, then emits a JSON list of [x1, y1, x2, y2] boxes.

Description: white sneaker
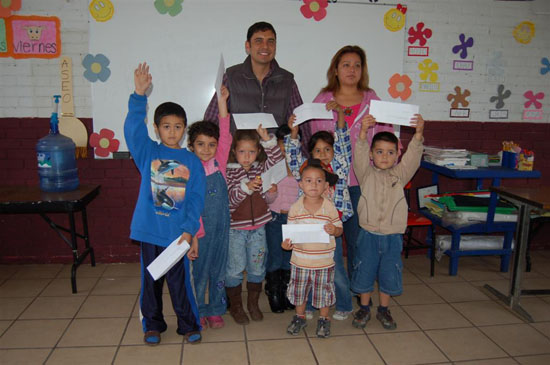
[[305, 311, 314, 320], [332, 311, 351, 321]]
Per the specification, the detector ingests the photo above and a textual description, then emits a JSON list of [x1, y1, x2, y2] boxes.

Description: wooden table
[[0, 185, 100, 293], [485, 186, 550, 322]]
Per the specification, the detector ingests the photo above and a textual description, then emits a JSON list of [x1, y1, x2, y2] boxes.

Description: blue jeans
[[226, 226, 267, 287], [343, 185, 361, 278], [265, 211, 292, 272]]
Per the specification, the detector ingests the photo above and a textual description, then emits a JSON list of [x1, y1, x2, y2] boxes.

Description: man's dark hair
[[153, 102, 186, 127], [247, 21, 276, 42], [187, 120, 220, 148], [371, 131, 399, 150]]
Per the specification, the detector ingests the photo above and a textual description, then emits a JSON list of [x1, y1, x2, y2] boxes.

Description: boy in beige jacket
[[350, 113, 425, 330]]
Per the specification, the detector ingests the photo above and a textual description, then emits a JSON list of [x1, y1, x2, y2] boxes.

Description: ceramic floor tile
[[322, 315, 365, 336], [121, 316, 183, 345], [402, 270, 423, 284], [201, 314, 245, 343], [514, 354, 550, 365], [0, 321, 11, 336], [20, 296, 86, 319], [474, 279, 510, 296], [0, 266, 19, 279], [522, 277, 550, 291], [530, 322, 550, 338], [91, 277, 140, 295], [77, 295, 136, 318], [248, 338, 316, 365], [428, 282, 490, 302], [480, 324, 550, 356], [402, 303, 472, 330], [101, 263, 141, 277], [310, 335, 384, 364], [458, 265, 508, 281], [453, 358, 519, 365], [182, 341, 247, 365], [392, 284, 444, 306], [11, 264, 63, 279], [0, 278, 51, 297], [246, 311, 304, 340], [40, 277, 99, 297], [114, 344, 182, 365], [363, 306, 420, 334], [0, 319, 70, 348], [0, 297, 33, 320], [369, 331, 448, 365], [45, 346, 117, 365], [519, 298, 550, 322], [451, 301, 523, 326], [57, 318, 127, 347], [426, 327, 507, 361], [56, 263, 107, 278], [0, 348, 51, 364]]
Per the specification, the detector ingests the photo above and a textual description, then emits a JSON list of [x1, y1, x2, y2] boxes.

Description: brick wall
[[0, 118, 548, 263]]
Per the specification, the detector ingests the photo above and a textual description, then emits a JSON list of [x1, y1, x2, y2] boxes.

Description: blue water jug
[[36, 95, 79, 192]]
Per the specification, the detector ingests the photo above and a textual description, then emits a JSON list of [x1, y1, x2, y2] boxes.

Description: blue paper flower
[[82, 53, 111, 82], [541, 57, 550, 75]]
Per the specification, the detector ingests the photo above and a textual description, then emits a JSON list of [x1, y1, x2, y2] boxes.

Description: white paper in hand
[[233, 113, 278, 130], [147, 237, 190, 281], [369, 100, 419, 127], [292, 103, 333, 126], [215, 53, 225, 101], [261, 160, 287, 193], [282, 224, 330, 244]]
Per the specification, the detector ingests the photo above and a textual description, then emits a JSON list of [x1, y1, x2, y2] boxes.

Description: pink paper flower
[[300, 0, 328, 22], [388, 73, 412, 101], [523, 90, 544, 109], [89, 128, 120, 157]]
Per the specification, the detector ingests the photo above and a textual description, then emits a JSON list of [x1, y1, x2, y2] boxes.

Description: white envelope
[[215, 53, 225, 101], [146, 237, 190, 281], [293, 103, 333, 126], [369, 100, 419, 127], [233, 113, 278, 130], [282, 224, 330, 244], [261, 160, 287, 193]]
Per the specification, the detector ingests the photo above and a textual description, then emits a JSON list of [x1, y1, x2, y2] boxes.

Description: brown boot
[[226, 284, 249, 325], [247, 281, 264, 321]]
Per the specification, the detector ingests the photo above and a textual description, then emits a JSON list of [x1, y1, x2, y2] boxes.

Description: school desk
[[0, 184, 100, 293], [419, 161, 541, 275], [484, 186, 550, 322]]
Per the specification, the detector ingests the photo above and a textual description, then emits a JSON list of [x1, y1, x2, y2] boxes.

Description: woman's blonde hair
[[321, 45, 371, 93]]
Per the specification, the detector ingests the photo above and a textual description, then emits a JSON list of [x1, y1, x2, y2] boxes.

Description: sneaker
[[352, 308, 371, 329], [206, 315, 225, 329], [316, 317, 331, 338], [332, 310, 352, 321], [287, 315, 307, 336], [305, 310, 314, 320], [143, 330, 161, 346], [376, 309, 397, 330]]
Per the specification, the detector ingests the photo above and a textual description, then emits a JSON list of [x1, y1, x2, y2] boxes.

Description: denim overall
[[191, 169, 230, 317]]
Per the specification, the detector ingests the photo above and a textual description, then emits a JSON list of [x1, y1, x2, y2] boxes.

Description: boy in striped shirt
[[282, 159, 342, 338]]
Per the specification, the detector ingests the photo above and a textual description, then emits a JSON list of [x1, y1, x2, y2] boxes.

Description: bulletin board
[[88, 0, 406, 157]]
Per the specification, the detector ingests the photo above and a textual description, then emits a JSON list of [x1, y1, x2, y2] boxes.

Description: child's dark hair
[[247, 21, 276, 42], [299, 158, 339, 187], [154, 102, 187, 127], [228, 130, 267, 164], [308, 131, 334, 153], [275, 124, 291, 141], [187, 120, 220, 148], [371, 131, 399, 150]]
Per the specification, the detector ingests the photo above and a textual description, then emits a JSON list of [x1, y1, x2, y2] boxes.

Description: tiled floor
[[1, 253, 550, 365]]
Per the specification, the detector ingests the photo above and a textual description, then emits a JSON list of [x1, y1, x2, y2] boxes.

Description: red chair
[[404, 182, 436, 276]]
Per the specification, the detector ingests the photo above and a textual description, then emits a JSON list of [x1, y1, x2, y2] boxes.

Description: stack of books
[[423, 147, 470, 167]]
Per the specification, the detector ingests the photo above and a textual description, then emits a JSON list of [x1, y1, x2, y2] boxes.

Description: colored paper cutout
[[388, 73, 412, 101], [408, 46, 428, 57], [5, 16, 61, 59], [487, 51, 505, 76], [154, 0, 184, 17], [541, 58, 550, 75], [0, 18, 6, 56], [384, 4, 406, 32], [418, 59, 438, 82], [513, 21, 535, 44], [300, 0, 328, 22], [419, 82, 439, 92], [489, 110, 508, 120], [89, 128, 120, 157], [449, 108, 470, 118], [523, 110, 543, 120], [490, 85, 511, 110], [523, 90, 544, 109], [452, 33, 474, 59], [453, 60, 473, 71], [408, 22, 432, 46], [447, 86, 470, 108], [89, 0, 115, 22], [0, 0, 21, 18], [82, 53, 111, 82]]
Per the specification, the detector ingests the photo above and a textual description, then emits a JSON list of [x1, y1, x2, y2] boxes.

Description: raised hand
[[218, 85, 230, 118], [410, 114, 425, 140], [257, 124, 270, 142], [288, 114, 299, 139], [134, 62, 152, 96], [359, 114, 376, 140]]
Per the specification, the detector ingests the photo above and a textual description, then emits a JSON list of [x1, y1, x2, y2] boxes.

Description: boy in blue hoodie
[[124, 62, 206, 345]]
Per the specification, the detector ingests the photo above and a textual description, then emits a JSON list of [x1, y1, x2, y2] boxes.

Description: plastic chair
[[404, 182, 436, 276]]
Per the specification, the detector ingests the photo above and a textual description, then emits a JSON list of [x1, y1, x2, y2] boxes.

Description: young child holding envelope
[[282, 159, 342, 338]]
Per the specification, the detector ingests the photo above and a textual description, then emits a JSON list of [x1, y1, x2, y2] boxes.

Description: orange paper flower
[[388, 73, 412, 101], [0, 0, 21, 18], [89, 128, 120, 157]]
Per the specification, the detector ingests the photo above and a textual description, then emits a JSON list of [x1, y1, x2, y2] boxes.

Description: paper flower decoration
[[447, 86, 470, 108], [408, 22, 432, 46], [82, 54, 111, 82], [0, 0, 21, 18], [490, 84, 511, 110], [523, 90, 544, 109], [154, 0, 184, 17], [300, 0, 328, 22], [541, 58, 550, 76], [418, 59, 439, 82], [452, 33, 474, 60], [89, 128, 120, 157], [388, 73, 412, 101]]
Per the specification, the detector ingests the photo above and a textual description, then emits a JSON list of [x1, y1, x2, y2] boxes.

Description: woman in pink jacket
[[302, 45, 397, 280]]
